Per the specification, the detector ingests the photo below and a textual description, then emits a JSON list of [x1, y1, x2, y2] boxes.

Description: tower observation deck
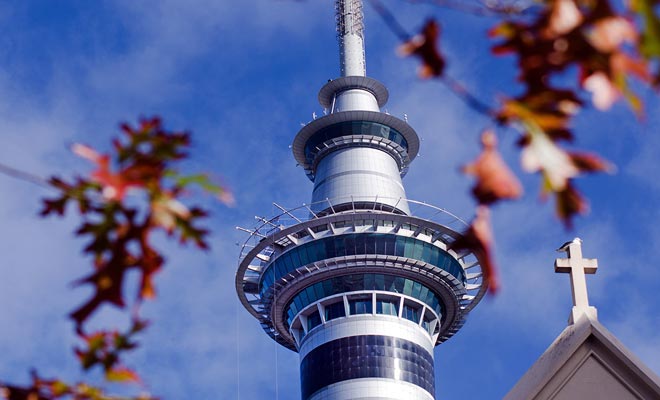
[[236, 1, 488, 399]]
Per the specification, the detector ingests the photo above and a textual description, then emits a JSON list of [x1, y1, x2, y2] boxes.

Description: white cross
[[555, 238, 598, 324]]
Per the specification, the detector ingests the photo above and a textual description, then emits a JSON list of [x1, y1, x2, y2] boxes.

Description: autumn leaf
[[556, 181, 588, 228], [631, 0, 660, 59], [398, 19, 445, 78], [105, 367, 140, 384], [72, 143, 144, 201], [167, 172, 235, 206], [74, 319, 146, 387], [151, 194, 191, 233], [41, 117, 229, 330], [1, 371, 155, 400], [520, 125, 579, 192], [449, 206, 499, 294], [546, 0, 583, 37], [583, 71, 620, 110], [570, 152, 614, 173], [587, 16, 637, 53], [462, 130, 522, 205]]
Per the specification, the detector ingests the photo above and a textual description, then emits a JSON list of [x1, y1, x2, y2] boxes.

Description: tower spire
[[336, 0, 366, 76]]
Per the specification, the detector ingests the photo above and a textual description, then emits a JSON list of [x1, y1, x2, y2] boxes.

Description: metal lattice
[[335, 0, 365, 38]]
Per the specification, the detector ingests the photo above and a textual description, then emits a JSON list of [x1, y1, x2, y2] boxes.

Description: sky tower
[[236, 1, 488, 399]]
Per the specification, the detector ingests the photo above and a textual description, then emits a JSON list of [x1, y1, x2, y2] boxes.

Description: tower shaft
[[336, 0, 366, 77]]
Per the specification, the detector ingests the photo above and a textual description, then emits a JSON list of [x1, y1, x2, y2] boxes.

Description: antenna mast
[[336, 0, 366, 76]]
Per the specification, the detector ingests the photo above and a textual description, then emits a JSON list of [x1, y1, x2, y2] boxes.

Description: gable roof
[[504, 315, 660, 400]]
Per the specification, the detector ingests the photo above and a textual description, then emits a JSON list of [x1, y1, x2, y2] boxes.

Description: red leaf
[[72, 143, 145, 201], [546, 0, 583, 37], [462, 130, 522, 205], [556, 181, 588, 228], [106, 367, 140, 384], [449, 206, 499, 294], [398, 20, 445, 78], [570, 152, 614, 173]]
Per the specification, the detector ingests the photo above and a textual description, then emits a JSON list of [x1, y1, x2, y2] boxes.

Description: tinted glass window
[[306, 310, 322, 332], [324, 301, 346, 321], [304, 121, 409, 163], [284, 274, 445, 327], [403, 304, 420, 324], [261, 233, 465, 295], [376, 299, 399, 316], [349, 296, 372, 315], [300, 335, 434, 399]]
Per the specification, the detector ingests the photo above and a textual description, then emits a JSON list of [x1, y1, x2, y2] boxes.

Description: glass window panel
[[298, 247, 310, 265], [404, 237, 415, 258], [366, 235, 376, 254], [349, 296, 372, 315], [364, 274, 375, 290], [413, 242, 424, 260], [333, 236, 345, 256], [355, 234, 365, 254], [322, 279, 333, 296], [282, 253, 293, 272], [422, 243, 432, 263], [384, 275, 395, 291], [275, 262, 286, 280], [376, 299, 399, 316], [289, 249, 301, 268], [294, 296, 304, 311], [313, 282, 325, 300], [412, 281, 422, 299], [375, 236, 386, 254], [324, 301, 346, 321], [419, 286, 429, 304], [324, 236, 335, 255], [345, 235, 356, 256], [403, 279, 413, 296], [393, 277, 405, 293], [374, 274, 385, 290], [429, 248, 439, 268], [394, 237, 405, 257], [403, 304, 420, 323], [306, 310, 322, 331], [299, 289, 309, 305], [305, 286, 317, 304]]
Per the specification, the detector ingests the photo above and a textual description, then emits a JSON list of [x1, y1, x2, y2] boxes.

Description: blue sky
[[0, 1, 659, 399]]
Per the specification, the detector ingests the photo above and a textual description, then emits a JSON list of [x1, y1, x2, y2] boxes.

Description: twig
[[369, 0, 498, 119], [404, 0, 532, 17], [0, 162, 52, 189], [441, 74, 497, 118], [368, 0, 411, 41]]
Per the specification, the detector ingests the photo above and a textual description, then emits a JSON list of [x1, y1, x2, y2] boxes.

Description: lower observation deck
[[236, 197, 487, 351]]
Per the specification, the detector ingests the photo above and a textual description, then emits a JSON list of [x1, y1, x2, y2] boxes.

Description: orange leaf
[[556, 181, 588, 228], [570, 152, 614, 173], [449, 206, 499, 294], [546, 0, 584, 37], [398, 20, 445, 78], [462, 130, 522, 205], [588, 16, 637, 53], [520, 128, 578, 192], [106, 367, 140, 384], [583, 71, 620, 110]]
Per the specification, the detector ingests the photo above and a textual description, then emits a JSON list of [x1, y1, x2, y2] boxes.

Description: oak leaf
[[462, 130, 522, 205], [398, 19, 445, 78], [450, 206, 499, 294]]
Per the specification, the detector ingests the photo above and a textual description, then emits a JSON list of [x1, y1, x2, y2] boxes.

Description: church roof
[[504, 314, 660, 400]]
